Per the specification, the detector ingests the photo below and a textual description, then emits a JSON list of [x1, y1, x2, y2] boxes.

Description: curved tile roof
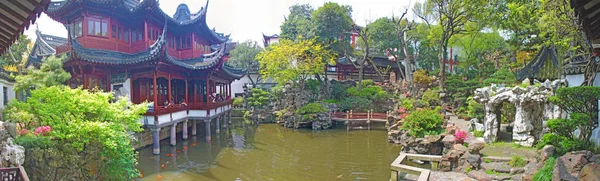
[[165, 43, 226, 70], [46, 0, 227, 44], [221, 64, 247, 79]]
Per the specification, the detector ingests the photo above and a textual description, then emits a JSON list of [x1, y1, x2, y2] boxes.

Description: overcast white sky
[[25, 0, 419, 47]]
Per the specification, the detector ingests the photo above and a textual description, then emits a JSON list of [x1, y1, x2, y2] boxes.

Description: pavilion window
[[87, 17, 108, 37], [70, 20, 83, 38], [111, 25, 117, 38]]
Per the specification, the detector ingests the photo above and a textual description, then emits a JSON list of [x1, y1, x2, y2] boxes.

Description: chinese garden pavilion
[[43, 0, 246, 154]]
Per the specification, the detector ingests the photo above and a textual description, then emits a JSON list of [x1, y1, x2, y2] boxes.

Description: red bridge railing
[[330, 110, 389, 120]]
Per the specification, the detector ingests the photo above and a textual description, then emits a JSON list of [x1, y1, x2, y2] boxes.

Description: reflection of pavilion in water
[[137, 119, 257, 177]]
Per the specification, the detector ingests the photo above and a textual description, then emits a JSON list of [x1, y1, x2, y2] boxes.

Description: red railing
[[331, 111, 388, 120], [146, 100, 233, 116], [0, 167, 29, 181]]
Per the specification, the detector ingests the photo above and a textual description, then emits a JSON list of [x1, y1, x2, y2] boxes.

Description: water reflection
[[138, 119, 401, 181]]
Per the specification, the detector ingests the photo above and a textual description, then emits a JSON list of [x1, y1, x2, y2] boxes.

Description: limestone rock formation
[[473, 79, 565, 146], [553, 150, 597, 181], [0, 122, 24, 168]]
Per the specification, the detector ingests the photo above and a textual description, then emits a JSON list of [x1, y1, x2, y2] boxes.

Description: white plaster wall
[[111, 78, 131, 101], [172, 110, 187, 121], [566, 74, 584, 87], [0, 80, 15, 110], [189, 110, 207, 117]]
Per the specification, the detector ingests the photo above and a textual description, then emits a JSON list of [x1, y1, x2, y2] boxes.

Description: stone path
[[429, 171, 475, 181]]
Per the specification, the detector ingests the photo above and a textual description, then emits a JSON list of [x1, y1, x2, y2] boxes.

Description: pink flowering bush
[[34, 126, 52, 136], [398, 107, 407, 113], [17, 129, 29, 136], [455, 129, 468, 144]]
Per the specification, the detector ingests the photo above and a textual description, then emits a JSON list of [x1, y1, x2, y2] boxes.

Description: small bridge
[[330, 110, 390, 130]]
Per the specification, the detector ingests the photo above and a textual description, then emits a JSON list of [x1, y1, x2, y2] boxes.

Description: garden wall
[[23, 144, 102, 180]]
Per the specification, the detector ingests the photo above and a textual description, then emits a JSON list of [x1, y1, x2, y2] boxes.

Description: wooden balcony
[[145, 100, 233, 116]]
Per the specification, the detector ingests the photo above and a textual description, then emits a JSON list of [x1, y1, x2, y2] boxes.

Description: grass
[[473, 130, 484, 137], [485, 170, 501, 175], [484, 158, 491, 163], [466, 167, 472, 173], [481, 142, 537, 158], [508, 155, 526, 167], [532, 156, 556, 181]]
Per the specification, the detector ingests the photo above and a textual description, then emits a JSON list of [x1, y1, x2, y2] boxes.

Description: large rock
[[482, 162, 512, 173], [579, 163, 600, 181], [553, 150, 595, 181], [468, 118, 484, 132], [540, 145, 555, 162], [466, 153, 482, 169], [0, 138, 24, 167], [442, 134, 456, 150], [467, 170, 492, 181], [467, 139, 485, 154], [453, 144, 469, 153]]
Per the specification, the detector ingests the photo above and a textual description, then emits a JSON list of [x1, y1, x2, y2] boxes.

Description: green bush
[[306, 79, 320, 94], [538, 113, 593, 154], [296, 103, 327, 114], [345, 85, 390, 100], [360, 79, 375, 87], [421, 88, 440, 107], [246, 88, 270, 108], [14, 135, 55, 149], [339, 97, 372, 112], [399, 98, 416, 111], [322, 99, 338, 104], [483, 67, 516, 86], [533, 156, 556, 181], [331, 81, 350, 100], [466, 97, 484, 120], [232, 97, 244, 107], [401, 108, 444, 137], [549, 86, 600, 142], [508, 155, 526, 167], [473, 130, 484, 137]]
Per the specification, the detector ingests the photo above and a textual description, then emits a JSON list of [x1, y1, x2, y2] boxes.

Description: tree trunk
[[358, 64, 364, 90], [439, 45, 447, 92], [582, 54, 596, 86]]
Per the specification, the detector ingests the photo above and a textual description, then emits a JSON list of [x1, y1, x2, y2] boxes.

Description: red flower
[[34, 126, 52, 136], [454, 129, 469, 144]]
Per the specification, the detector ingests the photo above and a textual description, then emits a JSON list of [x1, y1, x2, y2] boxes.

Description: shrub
[[473, 130, 484, 137], [232, 97, 244, 107], [306, 79, 320, 94], [508, 155, 526, 167], [339, 97, 372, 112], [421, 88, 440, 107], [401, 109, 444, 137], [361, 79, 375, 87], [331, 81, 350, 99], [296, 103, 327, 114], [549, 86, 600, 143], [322, 99, 338, 104], [413, 69, 432, 85], [246, 88, 270, 108], [399, 98, 416, 112], [484, 158, 491, 163], [483, 67, 516, 86], [533, 156, 556, 181], [538, 113, 593, 154], [455, 129, 468, 144], [466, 97, 484, 120], [14, 135, 55, 149], [346, 85, 390, 100]]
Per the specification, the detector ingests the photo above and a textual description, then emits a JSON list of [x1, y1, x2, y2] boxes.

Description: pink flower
[[17, 129, 29, 136], [397, 107, 407, 113], [454, 129, 468, 144], [400, 113, 409, 119], [34, 126, 52, 136]]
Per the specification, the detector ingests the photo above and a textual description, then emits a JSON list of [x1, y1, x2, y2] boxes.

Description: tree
[[0, 34, 31, 72], [4, 56, 148, 179], [420, 0, 483, 93], [280, 4, 315, 40], [14, 55, 71, 93], [312, 2, 354, 55], [255, 39, 336, 86], [227, 40, 263, 86]]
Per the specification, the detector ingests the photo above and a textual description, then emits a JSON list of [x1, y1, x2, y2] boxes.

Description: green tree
[[255, 39, 336, 85], [0, 34, 31, 72], [312, 2, 354, 55], [280, 4, 315, 40], [14, 55, 71, 93], [549, 86, 600, 142], [482, 67, 517, 85], [228, 40, 262, 86]]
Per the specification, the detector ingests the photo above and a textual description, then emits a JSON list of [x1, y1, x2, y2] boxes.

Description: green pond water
[[137, 120, 402, 181]]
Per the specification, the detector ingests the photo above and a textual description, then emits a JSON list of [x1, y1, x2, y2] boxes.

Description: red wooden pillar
[[153, 71, 158, 111], [83, 74, 88, 89], [106, 74, 111, 92], [185, 79, 188, 103], [167, 73, 172, 103], [206, 78, 211, 104]]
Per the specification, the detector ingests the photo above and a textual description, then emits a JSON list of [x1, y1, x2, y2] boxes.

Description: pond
[[137, 119, 401, 181]]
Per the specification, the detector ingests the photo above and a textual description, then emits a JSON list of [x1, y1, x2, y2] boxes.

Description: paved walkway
[[429, 171, 475, 181]]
